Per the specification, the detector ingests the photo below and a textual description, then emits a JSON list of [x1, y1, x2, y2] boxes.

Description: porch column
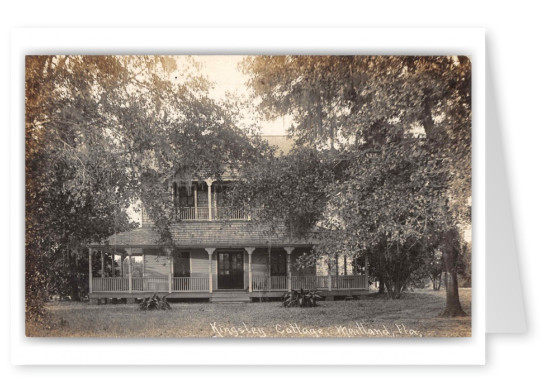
[[284, 247, 294, 292], [206, 247, 216, 293], [206, 178, 214, 221], [166, 247, 173, 294], [88, 248, 93, 294], [327, 260, 332, 292], [128, 248, 133, 293], [111, 251, 115, 277], [335, 254, 339, 289], [194, 185, 198, 219], [365, 255, 369, 291], [100, 251, 105, 278], [245, 247, 255, 293], [214, 191, 217, 219]]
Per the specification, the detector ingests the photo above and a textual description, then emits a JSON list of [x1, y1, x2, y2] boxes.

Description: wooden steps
[[211, 291, 251, 303]]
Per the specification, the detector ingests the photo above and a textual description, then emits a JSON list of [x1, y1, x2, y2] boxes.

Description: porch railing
[[178, 207, 247, 221], [91, 277, 209, 292], [131, 277, 169, 292], [291, 275, 321, 290], [215, 207, 248, 220], [334, 275, 366, 289], [251, 275, 367, 291], [172, 277, 209, 292], [252, 275, 269, 291], [92, 275, 366, 293], [270, 276, 287, 290], [92, 277, 129, 292]]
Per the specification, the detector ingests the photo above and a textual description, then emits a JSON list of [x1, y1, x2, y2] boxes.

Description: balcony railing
[[178, 207, 248, 221]]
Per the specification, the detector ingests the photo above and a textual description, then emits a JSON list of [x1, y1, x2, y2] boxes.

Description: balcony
[[178, 207, 248, 221]]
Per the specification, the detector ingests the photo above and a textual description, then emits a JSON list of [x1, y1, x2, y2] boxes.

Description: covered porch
[[88, 221, 369, 302], [87, 244, 369, 301]]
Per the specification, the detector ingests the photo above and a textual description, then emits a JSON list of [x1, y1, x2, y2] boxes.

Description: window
[[173, 250, 191, 277], [270, 251, 287, 276]]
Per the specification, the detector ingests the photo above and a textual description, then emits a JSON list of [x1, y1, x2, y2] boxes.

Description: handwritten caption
[[209, 321, 423, 338]]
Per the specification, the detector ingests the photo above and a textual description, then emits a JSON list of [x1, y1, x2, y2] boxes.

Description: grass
[[27, 288, 471, 338]]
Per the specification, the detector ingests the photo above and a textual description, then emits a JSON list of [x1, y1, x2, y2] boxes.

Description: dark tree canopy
[[243, 55, 471, 312], [25, 55, 266, 321]]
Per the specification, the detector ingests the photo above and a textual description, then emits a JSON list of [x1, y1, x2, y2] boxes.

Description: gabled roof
[[90, 221, 316, 249]]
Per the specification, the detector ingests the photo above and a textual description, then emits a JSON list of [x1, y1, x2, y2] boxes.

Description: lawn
[[27, 288, 471, 338]]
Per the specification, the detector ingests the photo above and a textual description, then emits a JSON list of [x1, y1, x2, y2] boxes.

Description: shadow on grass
[[27, 288, 471, 338]]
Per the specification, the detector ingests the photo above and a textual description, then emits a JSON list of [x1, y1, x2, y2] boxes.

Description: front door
[[217, 252, 244, 289]]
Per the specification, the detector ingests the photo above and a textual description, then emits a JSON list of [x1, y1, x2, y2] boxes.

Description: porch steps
[[211, 291, 251, 303]]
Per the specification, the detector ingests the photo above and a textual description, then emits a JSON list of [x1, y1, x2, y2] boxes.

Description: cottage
[[87, 136, 370, 303]]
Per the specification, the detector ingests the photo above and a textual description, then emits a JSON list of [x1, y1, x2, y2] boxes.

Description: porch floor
[[89, 289, 371, 302]]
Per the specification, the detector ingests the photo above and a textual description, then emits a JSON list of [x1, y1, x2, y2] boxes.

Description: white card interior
[[486, 52, 527, 333]]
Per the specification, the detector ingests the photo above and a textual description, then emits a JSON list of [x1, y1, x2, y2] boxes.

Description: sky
[[191, 55, 288, 135]]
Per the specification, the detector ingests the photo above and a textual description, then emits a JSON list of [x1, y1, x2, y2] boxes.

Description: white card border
[[10, 27, 485, 365]]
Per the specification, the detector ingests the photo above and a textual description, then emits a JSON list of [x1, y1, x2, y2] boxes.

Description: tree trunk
[[378, 276, 385, 294], [432, 273, 442, 290], [440, 229, 467, 317], [385, 280, 402, 299], [441, 268, 466, 316]]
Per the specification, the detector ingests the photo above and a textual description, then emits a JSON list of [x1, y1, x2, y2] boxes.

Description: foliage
[[315, 140, 449, 298], [243, 55, 471, 312], [25, 55, 264, 320], [228, 147, 335, 240], [139, 294, 172, 311], [282, 289, 322, 308]]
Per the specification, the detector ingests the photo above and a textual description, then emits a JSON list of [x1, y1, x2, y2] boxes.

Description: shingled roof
[[90, 221, 316, 249]]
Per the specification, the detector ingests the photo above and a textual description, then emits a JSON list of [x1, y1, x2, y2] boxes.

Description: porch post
[[111, 251, 115, 277], [128, 248, 133, 293], [245, 247, 255, 293], [335, 253, 339, 289], [284, 247, 294, 292], [365, 255, 369, 291], [206, 178, 214, 221], [214, 191, 217, 219], [88, 248, 93, 294], [167, 247, 173, 294], [100, 251, 105, 278], [344, 255, 347, 276], [206, 247, 216, 293], [327, 259, 332, 292], [194, 185, 198, 219]]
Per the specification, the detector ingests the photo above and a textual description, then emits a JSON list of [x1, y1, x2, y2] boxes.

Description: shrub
[[139, 294, 171, 311], [282, 289, 322, 308]]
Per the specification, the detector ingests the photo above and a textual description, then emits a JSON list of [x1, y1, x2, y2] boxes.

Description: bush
[[139, 294, 171, 311], [282, 289, 322, 308]]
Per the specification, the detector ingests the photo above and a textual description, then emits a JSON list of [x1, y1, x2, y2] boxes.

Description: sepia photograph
[[25, 55, 472, 338]]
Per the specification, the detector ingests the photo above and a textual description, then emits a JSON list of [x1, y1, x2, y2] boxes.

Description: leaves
[[244, 55, 471, 301], [25, 56, 266, 317]]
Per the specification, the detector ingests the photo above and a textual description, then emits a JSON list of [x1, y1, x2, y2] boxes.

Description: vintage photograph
[[25, 55, 471, 338]]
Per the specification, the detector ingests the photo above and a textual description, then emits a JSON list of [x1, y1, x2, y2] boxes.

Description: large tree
[[25, 55, 264, 323], [243, 55, 471, 315]]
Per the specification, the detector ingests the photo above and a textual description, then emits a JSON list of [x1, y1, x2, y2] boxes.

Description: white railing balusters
[[178, 207, 247, 221], [91, 274, 368, 293]]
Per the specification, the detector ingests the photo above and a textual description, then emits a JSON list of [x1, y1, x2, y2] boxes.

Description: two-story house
[[87, 136, 370, 303]]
